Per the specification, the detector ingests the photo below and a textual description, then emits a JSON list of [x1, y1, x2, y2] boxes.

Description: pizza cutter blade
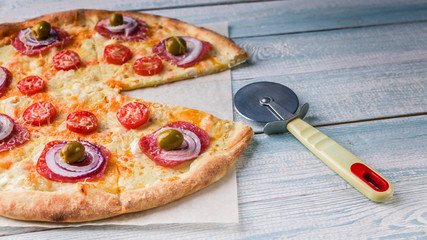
[[234, 81, 393, 202]]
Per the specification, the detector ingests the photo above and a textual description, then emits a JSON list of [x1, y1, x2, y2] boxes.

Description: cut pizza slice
[[90, 10, 249, 90], [0, 92, 252, 222]]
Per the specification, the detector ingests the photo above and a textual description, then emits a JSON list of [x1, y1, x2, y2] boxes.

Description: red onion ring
[[161, 36, 203, 66], [0, 115, 14, 141], [104, 16, 138, 36], [45, 140, 105, 178], [17, 27, 58, 47], [156, 127, 202, 161], [0, 68, 7, 91]]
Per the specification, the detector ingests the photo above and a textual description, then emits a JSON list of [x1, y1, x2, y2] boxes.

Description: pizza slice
[[90, 10, 248, 90], [0, 90, 252, 222]]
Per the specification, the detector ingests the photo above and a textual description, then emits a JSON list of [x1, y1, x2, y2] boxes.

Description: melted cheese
[[0, 18, 239, 196]]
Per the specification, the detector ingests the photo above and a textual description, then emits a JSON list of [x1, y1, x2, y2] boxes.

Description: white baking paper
[[0, 22, 239, 227]]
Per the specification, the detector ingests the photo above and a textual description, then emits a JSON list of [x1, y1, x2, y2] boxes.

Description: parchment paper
[[0, 22, 239, 227]]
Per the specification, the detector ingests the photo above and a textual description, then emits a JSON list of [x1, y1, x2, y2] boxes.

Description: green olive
[[166, 37, 187, 56], [110, 13, 124, 26], [32, 21, 51, 40], [60, 142, 86, 164], [157, 129, 184, 150]]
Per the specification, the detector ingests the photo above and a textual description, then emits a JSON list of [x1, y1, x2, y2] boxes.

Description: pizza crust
[[120, 123, 253, 214], [0, 123, 252, 222]]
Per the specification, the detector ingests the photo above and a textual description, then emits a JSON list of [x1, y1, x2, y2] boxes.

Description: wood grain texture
[[146, 0, 427, 38], [232, 21, 427, 81], [4, 179, 427, 239], [0, 0, 250, 21], [236, 115, 427, 203], [1, 0, 426, 38], [233, 60, 427, 132]]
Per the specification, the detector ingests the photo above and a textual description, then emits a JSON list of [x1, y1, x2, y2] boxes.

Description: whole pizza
[[0, 9, 253, 222]]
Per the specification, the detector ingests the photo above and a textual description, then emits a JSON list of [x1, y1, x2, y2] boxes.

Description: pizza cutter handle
[[286, 118, 393, 202]]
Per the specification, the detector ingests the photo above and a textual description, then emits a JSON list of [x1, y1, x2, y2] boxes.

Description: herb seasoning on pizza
[[0, 9, 252, 222]]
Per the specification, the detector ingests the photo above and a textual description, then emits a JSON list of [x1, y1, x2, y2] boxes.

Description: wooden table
[[0, 0, 426, 238]]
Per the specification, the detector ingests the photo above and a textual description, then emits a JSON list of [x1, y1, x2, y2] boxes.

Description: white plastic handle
[[287, 118, 393, 202]]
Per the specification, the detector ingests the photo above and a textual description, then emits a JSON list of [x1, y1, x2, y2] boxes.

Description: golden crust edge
[[0, 123, 252, 222], [119, 122, 253, 214]]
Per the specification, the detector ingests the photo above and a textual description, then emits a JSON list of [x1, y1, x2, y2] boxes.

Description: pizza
[[0, 9, 253, 222]]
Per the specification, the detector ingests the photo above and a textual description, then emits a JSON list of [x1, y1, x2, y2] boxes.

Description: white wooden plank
[[146, 0, 427, 38], [5, 179, 427, 239], [232, 60, 427, 132], [232, 21, 427, 81]]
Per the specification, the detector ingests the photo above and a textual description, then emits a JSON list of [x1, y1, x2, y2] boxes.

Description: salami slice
[[36, 140, 110, 183], [139, 121, 210, 167], [0, 67, 12, 97], [11, 27, 73, 56], [95, 18, 148, 41], [0, 114, 30, 152], [152, 37, 211, 68]]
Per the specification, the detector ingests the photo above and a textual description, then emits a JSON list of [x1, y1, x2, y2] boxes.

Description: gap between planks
[[232, 19, 427, 40], [4, 175, 427, 237], [238, 175, 427, 206], [253, 112, 427, 135], [128, 0, 283, 12]]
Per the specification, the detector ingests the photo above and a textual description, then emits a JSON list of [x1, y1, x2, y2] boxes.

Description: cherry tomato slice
[[17, 75, 46, 95], [116, 102, 149, 129], [23, 102, 56, 126], [52, 50, 81, 71], [104, 44, 132, 65], [133, 56, 163, 76], [66, 111, 98, 134]]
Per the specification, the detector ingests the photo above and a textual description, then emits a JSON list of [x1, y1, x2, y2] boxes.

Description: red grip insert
[[351, 163, 389, 192]]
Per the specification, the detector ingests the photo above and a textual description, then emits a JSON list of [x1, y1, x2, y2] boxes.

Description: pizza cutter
[[234, 81, 393, 202]]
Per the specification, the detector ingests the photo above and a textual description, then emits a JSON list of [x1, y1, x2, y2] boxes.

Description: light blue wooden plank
[[2, 0, 426, 38], [232, 60, 427, 132], [146, 0, 427, 38], [232, 21, 427, 81], [5, 179, 427, 239], [236, 115, 427, 203], [0, 228, 44, 238], [0, 0, 250, 21]]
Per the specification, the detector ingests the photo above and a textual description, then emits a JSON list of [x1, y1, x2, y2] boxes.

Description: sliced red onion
[[162, 36, 203, 66], [0, 68, 7, 90], [45, 140, 104, 178], [157, 127, 201, 161], [105, 16, 138, 37], [17, 27, 58, 47], [0, 115, 14, 141]]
